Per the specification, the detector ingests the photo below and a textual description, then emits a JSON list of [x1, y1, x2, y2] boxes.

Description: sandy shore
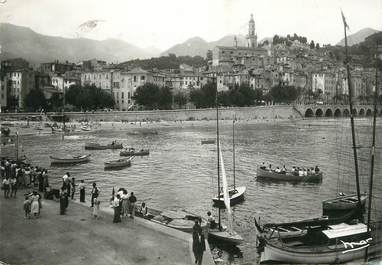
[[0, 189, 214, 265]]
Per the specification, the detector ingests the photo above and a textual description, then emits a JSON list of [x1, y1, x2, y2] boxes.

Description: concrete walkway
[[0, 192, 214, 265]]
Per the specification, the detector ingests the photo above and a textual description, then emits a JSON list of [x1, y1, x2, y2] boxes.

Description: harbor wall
[[0, 105, 301, 122]]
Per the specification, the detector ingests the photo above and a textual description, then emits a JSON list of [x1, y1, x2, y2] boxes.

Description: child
[[93, 197, 100, 219], [23, 196, 31, 219]]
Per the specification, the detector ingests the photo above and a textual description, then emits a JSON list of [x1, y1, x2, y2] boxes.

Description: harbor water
[[17, 118, 382, 264]]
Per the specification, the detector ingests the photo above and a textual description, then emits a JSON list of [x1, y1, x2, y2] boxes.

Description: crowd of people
[[110, 188, 140, 223]]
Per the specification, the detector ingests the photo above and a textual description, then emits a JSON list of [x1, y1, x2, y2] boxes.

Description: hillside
[[0, 23, 154, 65], [336, 27, 380, 46], [161, 35, 247, 57]]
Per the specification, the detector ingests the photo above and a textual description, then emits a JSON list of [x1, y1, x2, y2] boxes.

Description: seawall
[[0, 105, 302, 122]]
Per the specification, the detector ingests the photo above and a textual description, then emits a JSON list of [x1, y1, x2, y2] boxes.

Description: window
[[141, 76, 145, 81], [121, 92, 124, 99], [134, 76, 137, 82], [128, 92, 131, 98]]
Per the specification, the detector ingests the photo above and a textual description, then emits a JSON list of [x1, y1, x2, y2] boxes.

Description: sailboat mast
[[215, 76, 221, 230], [364, 42, 380, 261], [233, 117, 236, 189], [343, 14, 362, 206], [62, 87, 66, 140]]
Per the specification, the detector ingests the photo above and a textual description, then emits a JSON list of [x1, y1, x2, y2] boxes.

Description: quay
[[0, 192, 214, 265]]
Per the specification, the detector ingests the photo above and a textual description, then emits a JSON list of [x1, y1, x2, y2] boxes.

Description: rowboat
[[201, 139, 215, 144], [212, 186, 246, 207], [135, 207, 207, 233], [50, 154, 91, 164], [81, 125, 91, 131], [322, 193, 367, 211], [120, 148, 149, 156], [85, 142, 123, 150], [256, 166, 323, 182], [104, 157, 132, 169], [208, 228, 244, 245]]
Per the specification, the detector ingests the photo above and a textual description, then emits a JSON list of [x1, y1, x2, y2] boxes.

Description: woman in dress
[[79, 180, 85, 202], [30, 191, 40, 217], [121, 190, 129, 218]]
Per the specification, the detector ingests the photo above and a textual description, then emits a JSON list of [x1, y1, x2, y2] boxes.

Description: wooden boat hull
[[208, 229, 244, 245], [120, 149, 149, 156], [261, 239, 374, 264], [135, 208, 207, 233], [256, 167, 323, 182], [212, 186, 246, 206], [104, 158, 132, 169], [85, 143, 123, 150], [322, 193, 367, 210], [201, 139, 215, 145], [50, 154, 91, 164]]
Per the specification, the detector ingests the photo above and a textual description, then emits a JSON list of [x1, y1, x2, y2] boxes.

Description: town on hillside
[[0, 14, 381, 113]]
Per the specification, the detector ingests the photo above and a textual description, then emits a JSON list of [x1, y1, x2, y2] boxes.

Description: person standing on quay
[[60, 188, 68, 215], [79, 180, 85, 202], [192, 219, 205, 265], [70, 177, 76, 200], [93, 197, 100, 219], [128, 192, 137, 218], [113, 194, 122, 223], [2, 177, 10, 198], [91, 182, 99, 207], [30, 191, 40, 218], [9, 176, 17, 197]]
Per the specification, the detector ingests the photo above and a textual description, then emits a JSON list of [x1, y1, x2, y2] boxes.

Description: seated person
[[281, 165, 287, 174], [275, 167, 281, 173], [207, 211, 217, 229], [315, 165, 320, 173], [260, 162, 266, 170], [140, 202, 148, 216]]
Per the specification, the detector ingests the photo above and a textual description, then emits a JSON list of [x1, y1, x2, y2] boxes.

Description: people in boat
[[268, 164, 272, 170], [140, 202, 148, 216], [281, 165, 287, 174], [207, 211, 217, 229], [315, 165, 320, 173], [260, 162, 266, 170], [298, 168, 304, 177], [275, 167, 281, 173]]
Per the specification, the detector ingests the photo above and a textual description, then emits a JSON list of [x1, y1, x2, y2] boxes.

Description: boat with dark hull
[[50, 154, 91, 164], [85, 142, 123, 150], [256, 166, 323, 182], [323, 193, 367, 211], [120, 148, 149, 156]]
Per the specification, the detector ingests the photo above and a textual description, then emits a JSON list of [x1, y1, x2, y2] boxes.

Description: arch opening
[[325, 109, 333, 117], [343, 109, 350, 117], [334, 109, 341, 117], [315, 108, 323, 117], [359, 109, 365, 116], [366, 109, 372, 116], [305, 108, 314, 117], [352, 109, 357, 116]]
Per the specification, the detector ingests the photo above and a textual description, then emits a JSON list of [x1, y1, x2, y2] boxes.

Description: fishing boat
[[104, 157, 133, 169], [50, 154, 91, 164], [81, 125, 91, 131], [256, 166, 323, 182], [135, 208, 207, 233], [85, 142, 123, 150], [201, 139, 215, 145], [208, 86, 244, 245], [213, 118, 246, 207], [120, 148, 149, 156], [323, 193, 368, 211]]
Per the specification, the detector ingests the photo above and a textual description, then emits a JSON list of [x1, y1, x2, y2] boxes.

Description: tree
[[174, 92, 188, 107], [310, 40, 315, 49], [270, 85, 300, 103], [24, 89, 47, 112], [189, 82, 217, 108], [158, 86, 172, 110], [65, 84, 114, 111], [132, 83, 160, 109]]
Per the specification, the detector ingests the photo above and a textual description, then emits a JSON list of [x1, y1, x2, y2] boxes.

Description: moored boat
[[50, 154, 91, 164], [322, 193, 367, 211], [120, 148, 149, 156], [201, 139, 215, 144], [81, 125, 91, 131], [104, 157, 132, 169], [256, 166, 323, 182], [135, 207, 207, 233], [85, 142, 123, 150]]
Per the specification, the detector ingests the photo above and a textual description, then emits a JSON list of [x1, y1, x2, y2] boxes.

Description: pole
[[62, 86, 65, 140], [364, 41, 379, 261], [343, 19, 362, 208], [15, 131, 18, 161], [233, 116, 236, 189], [215, 75, 221, 231]]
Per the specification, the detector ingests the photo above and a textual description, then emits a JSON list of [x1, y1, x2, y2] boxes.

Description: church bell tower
[[247, 14, 257, 48]]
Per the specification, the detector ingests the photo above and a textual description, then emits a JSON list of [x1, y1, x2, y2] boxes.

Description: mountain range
[[0, 23, 156, 65], [336, 27, 380, 46], [0, 23, 379, 65]]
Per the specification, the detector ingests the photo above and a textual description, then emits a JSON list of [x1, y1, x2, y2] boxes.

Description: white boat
[[104, 157, 132, 169], [50, 154, 91, 164], [256, 166, 323, 182], [323, 193, 367, 211], [208, 229, 244, 245], [81, 125, 91, 131]]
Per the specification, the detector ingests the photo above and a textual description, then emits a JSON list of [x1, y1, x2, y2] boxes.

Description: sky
[[0, 0, 381, 51]]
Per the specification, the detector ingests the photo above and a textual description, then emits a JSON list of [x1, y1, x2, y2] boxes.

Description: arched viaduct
[[294, 104, 382, 118]]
